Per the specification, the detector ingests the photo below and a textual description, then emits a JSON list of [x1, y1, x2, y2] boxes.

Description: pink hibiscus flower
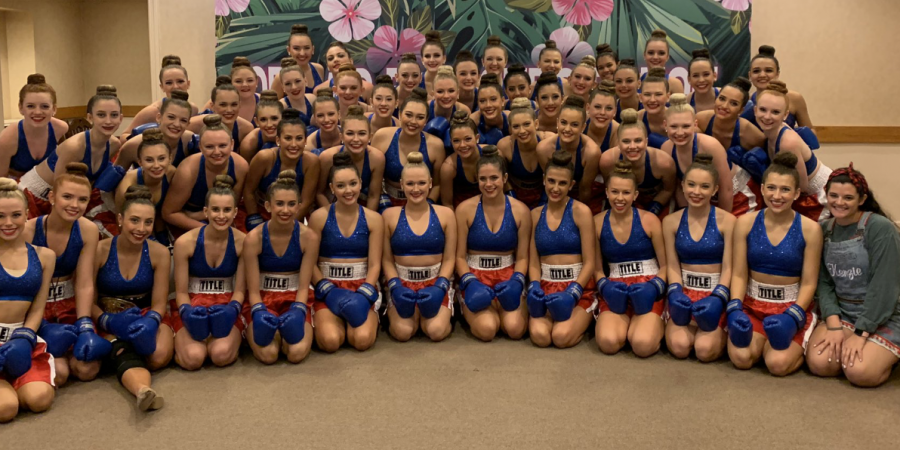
[[531, 27, 594, 69], [320, 0, 382, 43], [215, 0, 249, 16], [717, 0, 751, 12], [552, 0, 614, 26], [366, 26, 427, 74]]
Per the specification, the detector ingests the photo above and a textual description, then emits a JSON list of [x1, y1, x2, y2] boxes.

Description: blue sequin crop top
[[535, 199, 581, 256], [600, 208, 656, 264], [189, 226, 238, 278], [467, 196, 517, 253], [747, 210, 805, 277], [319, 205, 370, 259], [0, 244, 43, 301], [32, 216, 83, 278], [259, 221, 303, 273], [96, 237, 154, 307], [391, 205, 445, 256], [674, 208, 724, 265]]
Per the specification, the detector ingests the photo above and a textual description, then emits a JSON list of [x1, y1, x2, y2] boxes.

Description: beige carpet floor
[[4, 324, 899, 449]]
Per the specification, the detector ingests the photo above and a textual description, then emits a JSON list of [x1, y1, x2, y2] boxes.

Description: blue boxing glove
[[126, 311, 162, 356], [178, 304, 210, 342], [0, 328, 37, 379], [794, 127, 819, 150], [245, 214, 265, 231], [315, 279, 353, 317], [93, 164, 126, 192], [250, 302, 279, 347], [726, 145, 745, 170], [128, 122, 160, 140], [494, 272, 526, 312], [357, 282, 380, 305], [278, 302, 308, 344], [598, 277, 629, 315], [666, 284, 693, 327], [98, 307, 143, 339], [526, 281, 547, 318], [388, 278, 418, 319], [38, 320, 78, 357], [545, 282, 582, 322], [479, 127, 504, 146], [763, 303, 806, 351], [692, 284, 729, 332], [460, 273, 495, 313], [208, 300, 241, 339], [647, 133, 669, 149], [339, 293, 372, 328], [647, 201, 664, 216], [424, 117, 450, 140], [628, 276, 666, 316], [417, 277, 449, 319], [741, 147, 770, 184], [72, 317, 112, 362], [726, 299, 753, 348]]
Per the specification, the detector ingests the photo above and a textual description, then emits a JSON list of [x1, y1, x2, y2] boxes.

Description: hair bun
[[507, 63, 526, 74], [161, 55, 182, 67], [596, 43, 612, 55], [694, 153, 715, 166], [619, 58, 636, 67], [550, 150, 573, 167], [650, 29, 667, 39], [277, 170, 297, 183], [480, 145, 499, 158], [338, 63, 357, 73], [510, 97, 533, 111], [436, 66, 455, 77], [332, 151, 353, 168], [647, 67, 666, 78], [620, 108, 639, 124], [733, 76, 752, 92], [64, 162, 89, 178], [544, 40, 557, 49], [347, 105, 366, 116], [141, 127, 165, 143], [280, 57, 297, 68], [598, 79, 616, 92], [0, 178, 18, 192], [214, 175, 235, 189], [410, 87, 428, 101], [316, 87, 334, 97], [451, 110, 470, 125], [203, 114, 223, 127], [406, 151, 424, 165], [401, 52, 418, 61], [772, 151, 798, 169], [259, 90, 279, 102], [425, 30, 441, 41], [124, 184, 153, 202], [563, 96, 585, 109], [96, 85, 118, 97], [480, 73, 500, 86], [668, 93, 688, 107], [291, 24, 308, 35], [613, 159, 633, 175], [374, 74, 393, 85], [765, 80, 789, 95], [691, 49, 710, 59], [170, 89, 190, 101], [487, 36, 502, 46], [27, 74, 46, 85], [215, 75, 232, 87], [456, 50, 474, 61], [537, 72, 558, 83], [281, 108, 301, 120], [758, 45, 776, 56], [232, 56, 252, 68], [580, 55, 597, 66]]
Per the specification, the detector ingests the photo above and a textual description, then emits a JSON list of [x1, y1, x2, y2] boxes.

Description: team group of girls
[[0, 25, 897, 423]]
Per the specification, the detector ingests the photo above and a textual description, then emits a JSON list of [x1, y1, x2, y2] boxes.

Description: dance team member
[[122, 56, 197, 139], [756, 81, 831, 221], [310, 152, 383, 351], [382, 152, 456, 342], [662, 154, 734, 361], [371, 88, 445, 206], [227, 57, 261, 125], [278, 58, 316, 127], [242, 171, 317, 364], [637, 68, 671, 149], [314, 42, 374, 101], [0, 179, 56, 423], [244, 109, 318, 229], [440, 111, 482, 208], [536, 97, 602, 214], [726, 153, 822, 376], [641, 30, 685, 95], [742, 45, 814, 131], [0, 74, 68, 178], [238, 90, 283, 162], [696, 77, 766, 216], [594, 161, 667, 357], [660, 94, 733, 212], [273, 24, 325, 96], [368, 75, 399, 135], [455, 146, 531, 341], [497, 99, 548, 209], [27, 164, 101, 385], [331, 64, 369, 120], [527, 151, 597, 349], [115, 129, 175, 246], [534, 72, 563, 133], [421, 31, 448, 94], [317, 106, 385, 212], [564, 56, 597, 103], [94, 185, 172, 410], [188, 77, 254, 146], [396, 54, 424, 109], [503, 64, 535, 111], [613, 60, 643, 123], [482, 35, 508, 80], [686, 49, 719, 113], [116, 90, 197, 169], [454, 51, 480, 113], [599, 109, 676, 216], [170, 177, 244, 370], [305, 88, 343, 154], [429, 66, 470, 121], [807, 166, 900, 387], [163, 115, 249, 234], [585, 81, 619, 153], [531, 40, 564, 101], [469, 74, 508, 146], [594, 44, 618, 83]]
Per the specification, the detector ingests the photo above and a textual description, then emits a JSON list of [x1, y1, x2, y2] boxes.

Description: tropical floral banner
[[215, 0, 751, 93]]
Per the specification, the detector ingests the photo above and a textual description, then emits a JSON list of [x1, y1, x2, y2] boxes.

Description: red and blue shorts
[[387, 263, 453, 315], [666, 269, 726, 329], [170, 276, 244, 333], [313, 261, 381, 315], [43, 279, 77, 325], [599, 258, 665, 318], [741, 280, 816, 349], [1, 322, 55, 390], [242, 272, 313, 327], [459, 254, 519, 310], [539, 263, 598, 316]]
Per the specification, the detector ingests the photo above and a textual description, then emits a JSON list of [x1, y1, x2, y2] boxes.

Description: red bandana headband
[[828, 162, 868, 196]]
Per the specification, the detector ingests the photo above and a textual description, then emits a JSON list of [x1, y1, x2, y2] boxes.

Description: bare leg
[[596, 311, 629, 355], [551, 307, 593, 348], [421, 307, 452, 342], [387, 305, 419, 342], [627, 313, 665, 357], [174, 328, 208, 370], [461, 301, 500, 342], [346, 310, 379, 351], [314, 309, 347, 352]]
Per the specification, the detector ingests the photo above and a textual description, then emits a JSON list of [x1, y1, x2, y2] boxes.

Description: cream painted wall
[[816, 144, 900, 218], [0, 11, 8, 121], [149, 0, 216, 107], [81, 0, 151, 106], [751, 0, 900, 127]]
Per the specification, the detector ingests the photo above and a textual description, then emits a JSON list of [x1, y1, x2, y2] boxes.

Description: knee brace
[[109, 340, 146, 383]]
